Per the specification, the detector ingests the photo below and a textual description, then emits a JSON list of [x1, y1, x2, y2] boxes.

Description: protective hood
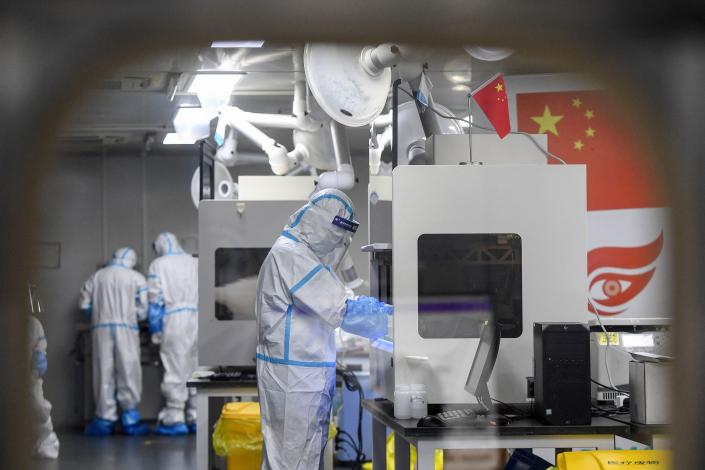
[[283, 188, 356, 260], [110, 247, 138, 269], [153, 232, 184, 256]]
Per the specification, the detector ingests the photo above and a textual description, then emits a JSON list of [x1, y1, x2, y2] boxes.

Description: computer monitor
[[464, 321, 501, 412]]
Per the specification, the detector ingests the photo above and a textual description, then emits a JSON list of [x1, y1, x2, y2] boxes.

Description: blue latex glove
[[31, 351, 48, 377], [148, 303, 165, 334], [81, 306, 92, 319], [341, 296, 393, 340]]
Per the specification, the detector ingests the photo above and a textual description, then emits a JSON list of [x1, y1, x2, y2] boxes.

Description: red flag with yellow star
[[517, 91, 666, 211], [472, 74, 510, 138]]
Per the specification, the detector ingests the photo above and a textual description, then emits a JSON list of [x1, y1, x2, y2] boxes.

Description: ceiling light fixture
[[163, 132, 195, 145], [211, 40, 265, 49], [188, 73, 243, 109], [172, 108, 212, 142]]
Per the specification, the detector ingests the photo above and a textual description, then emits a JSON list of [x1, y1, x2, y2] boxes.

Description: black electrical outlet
[[526, 376, 535, 399]]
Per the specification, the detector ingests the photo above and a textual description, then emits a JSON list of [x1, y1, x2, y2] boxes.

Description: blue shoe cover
[[85, 417, 115, 436], [154, 422, 189, 436], [121, 409, 142, 427], [123, 422, 151, 436], [188, 422, 197, 434]]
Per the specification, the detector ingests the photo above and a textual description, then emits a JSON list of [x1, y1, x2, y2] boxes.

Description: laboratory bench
[[363, 398, 641, 470], [614, 421, 671, 451]]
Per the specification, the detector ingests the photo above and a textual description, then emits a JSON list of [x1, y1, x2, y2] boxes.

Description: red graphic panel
[[517, 91, 666, 211], [587, 233, 663, 316]]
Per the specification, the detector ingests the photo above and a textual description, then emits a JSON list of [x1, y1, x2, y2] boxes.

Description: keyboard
[[437, 408, 478, 424], [417, 408, 510, 427]]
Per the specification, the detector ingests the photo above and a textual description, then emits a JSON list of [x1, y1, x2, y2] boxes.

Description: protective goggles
[[332, 215, 359, 233]]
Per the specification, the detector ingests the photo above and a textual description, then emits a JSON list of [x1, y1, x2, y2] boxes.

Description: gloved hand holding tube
[[341, 295, 393, 340]]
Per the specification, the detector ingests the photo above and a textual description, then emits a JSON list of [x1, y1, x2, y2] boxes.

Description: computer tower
[[534, 323, 591, 425]]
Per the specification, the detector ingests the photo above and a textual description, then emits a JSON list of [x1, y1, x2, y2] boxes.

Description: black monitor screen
[[417, 233, 522, 338]]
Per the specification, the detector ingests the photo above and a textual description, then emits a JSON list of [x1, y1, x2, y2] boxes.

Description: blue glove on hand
[[148, 303, 165, 334], [32, 351, 48, 377], [342, 296, 393, 340], [81, 306, 92, 319]]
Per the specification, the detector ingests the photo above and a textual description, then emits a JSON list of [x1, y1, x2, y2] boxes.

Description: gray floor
[[34, 428, 352, 470], [35, 428, 197, 470]]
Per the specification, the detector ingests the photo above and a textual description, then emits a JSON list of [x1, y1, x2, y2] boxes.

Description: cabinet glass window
[[417, 234, 522, 338], [215, 248, 269, 321]]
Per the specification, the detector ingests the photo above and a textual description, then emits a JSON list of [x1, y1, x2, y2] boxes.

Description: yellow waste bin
[[556, 450, 671, 469], [212, 402, 263, 470]]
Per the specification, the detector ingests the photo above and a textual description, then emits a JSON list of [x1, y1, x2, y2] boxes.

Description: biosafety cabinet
[[198, 199, 305, 367], [372, 164, 587, 405]]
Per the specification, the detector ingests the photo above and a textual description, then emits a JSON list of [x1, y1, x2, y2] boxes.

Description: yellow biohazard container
[[556, 449, 671, 469], [382, 432, 443, 470], [212, 402, 263, 470]]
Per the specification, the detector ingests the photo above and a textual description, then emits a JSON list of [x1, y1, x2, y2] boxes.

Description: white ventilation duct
[[317, 121, 355, 190]]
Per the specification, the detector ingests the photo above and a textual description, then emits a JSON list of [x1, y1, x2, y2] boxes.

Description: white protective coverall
[[148, 232, 199, 427], [29, 316, 60, 458], [256, 188, 357, 470], [79, 247, 148, 423]]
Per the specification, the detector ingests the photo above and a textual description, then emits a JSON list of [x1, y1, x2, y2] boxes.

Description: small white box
[[629, 361, 670, 424]]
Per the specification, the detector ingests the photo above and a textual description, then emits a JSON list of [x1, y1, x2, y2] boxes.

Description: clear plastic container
[[410, 384, 428, 419], [394, 384, 411, 419]]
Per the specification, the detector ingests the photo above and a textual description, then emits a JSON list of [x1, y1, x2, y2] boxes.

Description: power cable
[[397, 86, 568, 165]]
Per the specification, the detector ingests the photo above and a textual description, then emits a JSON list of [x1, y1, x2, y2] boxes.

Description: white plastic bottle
[[410, 384, 428, 419], [394, 384, 411, 419]]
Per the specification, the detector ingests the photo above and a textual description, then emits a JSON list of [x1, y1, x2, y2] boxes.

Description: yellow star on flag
[[585, 127, 596, 138], [495, 83, 504, 93], [572, 98, 582, 108], [585, 109, 595, 120], [530, 105, 563, 136], [574, 140, 585, 151]]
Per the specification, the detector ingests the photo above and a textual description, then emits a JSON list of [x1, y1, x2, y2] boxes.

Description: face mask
[[337, 249, 363, 289], [325, 236, 351, 272]]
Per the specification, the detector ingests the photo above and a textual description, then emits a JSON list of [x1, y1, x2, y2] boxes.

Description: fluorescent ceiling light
[[163, 132, 195, 145], [187, 73, 243, 95], [188, 73, 243, 109], [211, 40, 264, 48], [172, 107, 212, 142]]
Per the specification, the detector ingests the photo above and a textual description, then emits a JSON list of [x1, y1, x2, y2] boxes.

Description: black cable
[[337, 430, 359, 449], [397, 86, 568, 165], [337, 434, 359, 451], [593, 406, 630, 416], [592, 406, 632, 425], [491, 397, 532, 418], [335, 439, 359, 459], [336, 367, 368, 469], [591, 379, 630, 395]]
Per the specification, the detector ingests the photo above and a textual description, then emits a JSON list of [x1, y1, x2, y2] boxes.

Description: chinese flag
[[517, 91, 667, 211], [472, 74, 510, 138]]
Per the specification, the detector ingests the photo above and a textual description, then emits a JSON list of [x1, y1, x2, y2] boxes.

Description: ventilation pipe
[[217, 106, 299, 175], [229, 47, 320, 133], [369, 124, 392, 175], [317, 121, 355, 190]]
